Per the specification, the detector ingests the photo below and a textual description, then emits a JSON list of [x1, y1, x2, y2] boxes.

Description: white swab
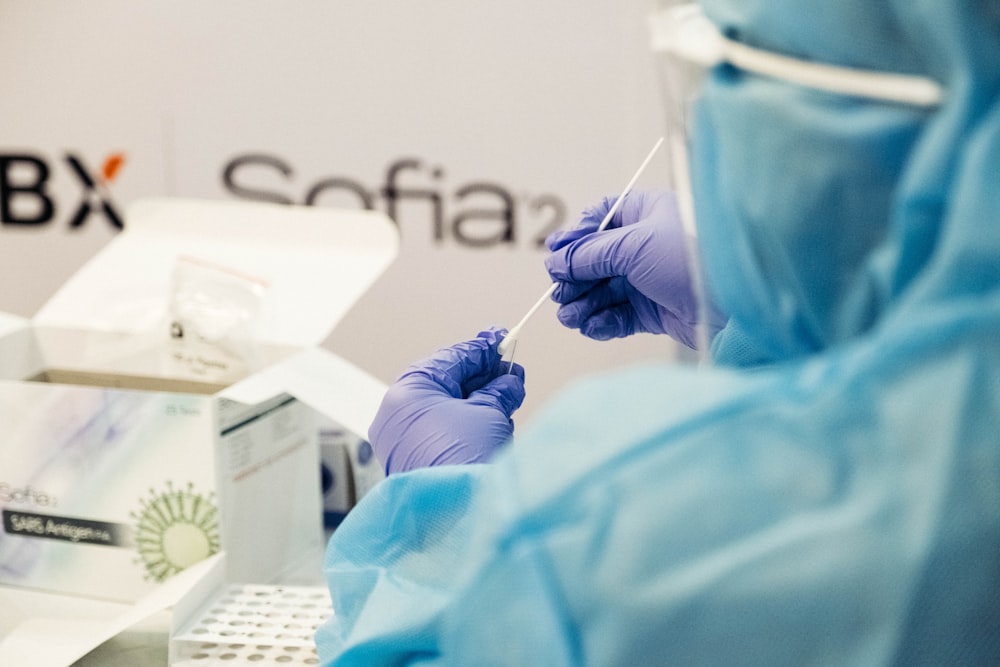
[[499, 137, 665, 366]]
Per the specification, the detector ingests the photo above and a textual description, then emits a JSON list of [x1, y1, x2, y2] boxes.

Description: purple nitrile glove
[[544, 189, 726, 349], [369, 328, 526, 475]]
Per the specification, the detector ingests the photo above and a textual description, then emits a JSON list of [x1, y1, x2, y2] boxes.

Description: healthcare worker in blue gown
[[317, 0, 1000, 664]]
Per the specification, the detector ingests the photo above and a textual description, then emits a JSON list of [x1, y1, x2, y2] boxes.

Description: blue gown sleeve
[[315, 463, 579, 665], [710, 318, 777, 367]]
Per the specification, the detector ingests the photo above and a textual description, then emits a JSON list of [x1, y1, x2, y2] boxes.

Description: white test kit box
[[0, 198, 396, 603]]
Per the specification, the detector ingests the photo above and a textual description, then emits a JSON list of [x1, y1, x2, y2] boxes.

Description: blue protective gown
[[317, 0, 1000, 664]]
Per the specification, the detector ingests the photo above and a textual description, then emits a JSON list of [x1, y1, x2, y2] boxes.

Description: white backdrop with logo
[[0, 0, 676, 422]]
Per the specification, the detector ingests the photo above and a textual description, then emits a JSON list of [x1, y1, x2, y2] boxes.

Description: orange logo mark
[[102, 153, 126, 183]]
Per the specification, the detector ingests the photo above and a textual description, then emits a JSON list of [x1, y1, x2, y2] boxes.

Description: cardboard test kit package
[[0, 197, 397, 602]]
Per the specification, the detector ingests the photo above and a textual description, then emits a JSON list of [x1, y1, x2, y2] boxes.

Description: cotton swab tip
[[498, 327, 521, 356]]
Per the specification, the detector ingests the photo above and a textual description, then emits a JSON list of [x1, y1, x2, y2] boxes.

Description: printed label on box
[[0, 381, 218, 600]]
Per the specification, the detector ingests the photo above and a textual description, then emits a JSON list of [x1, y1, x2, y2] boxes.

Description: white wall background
[[0, 0, 676, 423]]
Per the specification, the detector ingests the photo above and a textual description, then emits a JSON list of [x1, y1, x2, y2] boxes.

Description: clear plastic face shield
[[647, 2, 944, 361]]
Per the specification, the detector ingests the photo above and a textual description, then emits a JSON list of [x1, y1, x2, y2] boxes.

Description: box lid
[[220, 347, 386, 438], [33, 198, 399, 348]]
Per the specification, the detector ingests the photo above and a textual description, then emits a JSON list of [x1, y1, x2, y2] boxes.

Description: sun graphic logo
[[130, 481, 220, 582]]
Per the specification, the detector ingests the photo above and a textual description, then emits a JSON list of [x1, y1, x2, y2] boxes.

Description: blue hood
[[694, 0, 1000, 364]]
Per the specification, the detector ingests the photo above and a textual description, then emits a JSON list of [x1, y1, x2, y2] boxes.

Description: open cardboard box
[[0, 198, 397, 607]]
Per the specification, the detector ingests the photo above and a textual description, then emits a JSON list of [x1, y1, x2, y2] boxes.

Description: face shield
[[648, 2, 944, 361]]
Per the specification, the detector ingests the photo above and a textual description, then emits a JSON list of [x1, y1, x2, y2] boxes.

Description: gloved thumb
[[467, 374, 526, 417]]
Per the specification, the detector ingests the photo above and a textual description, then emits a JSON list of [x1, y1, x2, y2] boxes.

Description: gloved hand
[[369, 327, 526, 475], [544, 189, 726, 349]]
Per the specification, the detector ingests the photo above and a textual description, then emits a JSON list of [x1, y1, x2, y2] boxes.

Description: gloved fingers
[[553, 270, 632, 326], [397, 328, 507, 398], [554, 282, 621, 330], [465, 355, 525, 395], [578, 305, 637, 341], [546, 224, 593, 252], [558, 276, 630, 325], [466, 373, 526, 417], [544, 223, 648, 286], [545, 196, 619, 251], [546, 189, 676, 251], [555, 277, 637, 340], [499, 361, 527, 383], [550, 277, 599, 305], [545, 220, 601, 252]]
